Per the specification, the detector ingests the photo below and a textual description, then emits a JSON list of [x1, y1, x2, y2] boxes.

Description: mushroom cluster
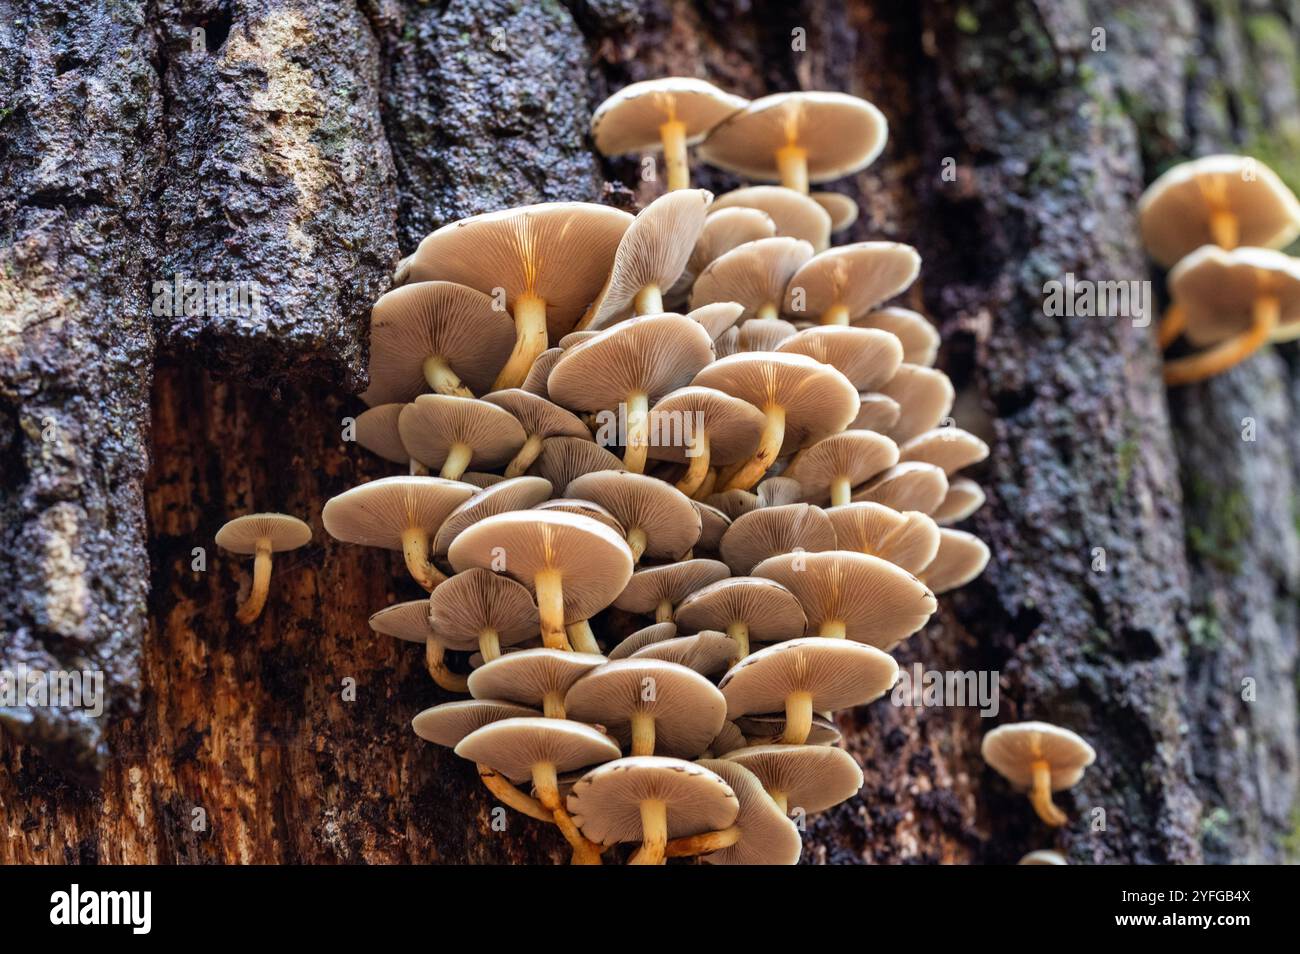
[[324, 78, 998, 864], [1140, 155, 1300, 385]]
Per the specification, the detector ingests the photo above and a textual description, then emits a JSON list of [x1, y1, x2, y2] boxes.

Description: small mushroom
[[878, 363, 956, 444], [527, 436, 625, 489], [685, 301, 747, 342], [429, 567, 540, 663], [932, 477, 986, 525], [398, 394, 526, 480], [776, 325, 904, 391], [856, 306, 940, 366], [369, 598, 466, 693], [614, 558, 731, 622], [898, 427, 990, 475], [785, 431, 900, 506], [629, 631, 737, 677], [354, 404, 420, 472], [852, 461, 950, 514], [565, 470, 700, 564], [826, 501, 941, 575], [215, 513, 312, 624], [719, 503, 837, 575], [981, 721, 1096, 827], [481, 389, 591, 478], [710, 186, 833, 250], [809, 191, 859, 233], [690, 236, 813, 322], [921, 528, 990, 594], [607, 621, 679, 660], [645, 385, 766, 497], [782, 242, 920, 326], [674, 576, 806, 662], [432, 475, 553, 557], [723, 743, 863, 816], [467, 648, 606, 718]]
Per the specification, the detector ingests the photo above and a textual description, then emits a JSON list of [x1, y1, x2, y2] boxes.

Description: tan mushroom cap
[[405, 203, 633, 341], [428, 567, 539, 652], [692, 502, 731, 552], [710, 186, 832, 250], [786, 431, 900, 504], [856, 307, 940, 366], [724, 743, 864, 815], [734, 317, 800, 353], [705, 488, 760, 520], [753, 550, 936, 648], [591, 77, 749, 154], [685, 301, 746, 341], [899, 427, 990, 475], [981, 721, 1096, 790], [558, 330, 602, 349], [645, 386, 766, 466], [630, 631, 737, 676], [521, 347, 563, 398], [810, 192, 859, 232], [826, 502, 941, 575], [565, 471, 700, 561], [397, 395, 527, 475], [689, 237, 815, 320], [482, 388, 590, 442], [852, 461, 950, 514], [879, 364, 956, 443], [776, 325, 903, 391], [460, 472, 507, 489], [534, 497, 625, 535], [360, 281, 516, 405], [783, 242, 921, 324], [216, 513, 312, 553], [1138, 154, 1300, 267], [354, 405, 411, 464], [608, 621, 679, 660], [412, 698, 540, 748], [933, 477, 986, 525], [1168, 245, 1300, 346], [736, 712, 841, 746], [720, 636, 898, 718], [567, 755, 739, 844], [921, 528, 990, 594], [528, 436, 625, 488], [698, 91, 888, 185], [447, 510, 635, 623], [684, 211, 777, 291], [675, 576, 806, 643], [719, 503, 837, 575], [756, 476, 804, 508], [432, 475, 553, 555], [613, 559, 731, 616], [456, 716, 621, 784], [707, 721, 748, 757], [565, 659, 727, 758], [322, 476, 476, 550], [367, 599, 433, 643], [851, 392, 902, 432], [467, 648, 606, 708], [695, 758, 801, 865]]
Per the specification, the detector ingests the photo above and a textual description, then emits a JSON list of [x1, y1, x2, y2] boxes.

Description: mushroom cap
[[851, 392, 902, 432], [685, 301, 746, 341], [322, 477, 476, 550], [354, 405, 411, 464], [460, 472, 507, 489], [689, 237, 814, 319], [521, 347, 563, 398], [1019, 850, 1068, 865], [852, 461, 949, 514], [548, 313, 715, 412], [730, 317, 800, 353], [528, 436, 625, 488], [735, 712, 841, 746], [686, 210, 778, 284], [398, 395, 527, 472], [933, 477, 986, 525], [613, 559, 731, 615], [756, 476, 804, 508], [856, 307, 939, 366], [406, 203, 634, 340], [810, 191, 859, 231], [675, 576, 807, 643], [566, 756, 739, 844], [590, 77, 749, 154], [706, 488, 760, 520], [826, 502, 941, 575], [692, 352, 859, 455], [921, 528, 990, 594], [433, 475, 553, 555], [786, 431, 900, 503], [216, 513, 312, 554], [565, 659, 727, 757], [691, 501, 732, 552], [481, 388, 590, 441], [629, 631, 737, 676], [608, 621, 679, 660], [776, 325, 903, 391], [533, 497, 625, 535], [456, 716, 621, 783], [447, 510, 635, 622], [753, 549, 936, 649], [723, 743, 864, 815], [710, 186, 832, 250], [708, 721, 748, 757], [719, 503, 837, 575], [412, 698, 540, 748], [645, 385, 766, 466], [695, 758, 802, 865], [1168, 244, 1300, 346], [878, 364, 956, 444], [783, 242, 921, 323], [899, 427, 990, 475], [719, 636, 898, 718], [428, 567, 539, 652], [698, 91, 888, 184], [565, 471, 700, 560], [466, 647, 607, 707], [361, 281, 516, 405], [368, 599, 434, 643], [1137, 154, 1300, 268], [558, 330, 602, 349], [981, 721, 1096, 791]]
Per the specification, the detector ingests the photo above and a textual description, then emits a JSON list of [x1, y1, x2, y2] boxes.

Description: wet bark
[[2, 0, 1298, 864]]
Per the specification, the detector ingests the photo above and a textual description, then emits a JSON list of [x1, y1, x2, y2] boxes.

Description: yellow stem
[[1029, 758, 1068, 827], [692, 468, 718, 500], [535, 762, 603, 864], [422, 355, 473, 397], [425, 639, 468, 693], [627, 527, 648, 564], [660, 120, 689, 191], [534, 569, 572, 650], [1156, 303, 1186, 350], [675, 433, 712, 498], [1209, 209, 1239, 249], [632, 799, 668, 864], [830, 475, 851, 507], [477, 764, 552, 823], [477, 629, 501, 662], [505, 433, 544, 478], [630, 711, 656, 756], [440, 442, 473, 480], [655, 599, 673, 624], [723, 404, 786, 491], [623, 391, 650, 474], [493, 293, 549, 390], [1163, 295, 1279, 386], [776, 144, 809, 193], [402, 527, 444, 591], [782, 691, 813, 744], [409, 459, 429, 476], [567, 619, 600, 654], [770, 790, 788, 814], [820, 620, 847, 638], [634, 285, 664, 315], [235, 539, 273, 624], [542, 691, 566, 720], [726, 621, 750, 664], [821, 303, 850, 325], [665, 826, 741, 858], [756, 302, 779, 321]]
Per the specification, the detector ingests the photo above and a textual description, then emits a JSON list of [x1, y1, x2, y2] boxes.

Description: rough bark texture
[[2, 0, 1299, 864]]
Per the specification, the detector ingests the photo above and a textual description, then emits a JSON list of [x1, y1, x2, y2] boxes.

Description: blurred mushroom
[[723, 743, 864, 815], [614, 558, 730, 622], [786, 431, 900, 506], [920, 528, 990, 594], [482, 389, 591, 478], [710, 186, 832, 250], [981, 721, 1096, 827], [857, 307, 940, 366], [782, 242, 920, 326], [826, 501, 941, 575], [1019, 850, 1068, 865], [216, 513, 312, 624], [429, 567, 539, 663], [809, 191, 859, 232], [719, 503, 837, 575], [674, 576, 806, 662], [565, 470, 700, 563], [398, 394, 526, 480], [646, 385, 765, 497], [690, 236, 813, 322]]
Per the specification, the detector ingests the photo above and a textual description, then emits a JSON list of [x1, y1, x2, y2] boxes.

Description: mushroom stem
[[623, 391, 651, 473], [770, 790, 789, 815], [655, 599, 674, 624], [675, 433, 712, 498], [659, 119, 690, 191], [1209, 208, 1239, 249], [235, 538, 273, 624], [775, 143, 810, 193], [493, 293, 550, 391], [534, 569, 573, 651], [424, 638, 468, 693], [693, 467, 718, 500], [1156, 303, 1186, 349], [505, 433, 544, 478], [630, 711, 657, 756], [820, 303, 850, 325], [541, 690, 566, 720], [782, 690, 814, 745], [477, 628, 501, 663], [401, 527, 445, 591], [631, 798, 668, 865], [409, 459, 430, 476], [477, 764, 552, 823], [726, 621, 750, 664], [1163, 294, 1279, 386], [1029, 758, 1068, 827], [422, 355, 474, 397], [626, 527, 648, 563], [819, 620, 847, 639], [756, 302, 780, 321], [534, 762, 604, 865], [567, 619, 601, 654], [722, 404, 786, 491], [664, 825, 741, 858], [440, 442, 474, 480], [830, 475, 852, 507], [634, 284, 664, 315]]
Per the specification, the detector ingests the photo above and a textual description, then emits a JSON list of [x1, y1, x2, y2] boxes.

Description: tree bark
[[2, 0, 1298, 864]]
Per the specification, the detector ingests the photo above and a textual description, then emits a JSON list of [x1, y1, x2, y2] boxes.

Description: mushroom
[[705, 488, 760, 520], [898, 427, 990, 475], [459, 472, 507, 489], [565, 658, 727, 757], [566, 756, 739, 865], [710, 186, 833, 250], [720, 637, 897, 745], [534, 497, 625, 535], [369, 598, 467, 693], [756, 476, 804, 508], [693, 351, 859, 492], [645, 385, 766, 497], [718, 503, 837, 575], [669, 211, 777, 304], [404, 203, 633, 389], [782, 242, 921, 326], [735, 712, 841, 747], [776, 325, 904, 391], [528, 436, 625, 489], [521, 347, 564, 398], [826, 501, 941, 575], [429, 567, 539, 663], [856, 306, 940, 366], [322, 476, 476, 590], [685, 301, 746, 342], [753, 549, 936, 649], [921, 528, 990, 594], [981, 721, 1096, 827], [354, 404, 420, 472], [481, 389, 591, 478], [613, 558, 731, 622], [785, 431, 900, 506], [809, 191, 859, 233], [607, 621, 679, 660], [432, 475, 553, 557], [674, 576, 806, 662], [360, 281, 516, 404], [932, 477, 986, 525], [852, 461, 950, 514], [397, 394, 526, 481], [721, 317, 799, 354], [850, 392, 902, 432], [590, 77, 748, 191], [664, 758, 801, 864], [548, 313, 714, 473], [449, 509, 633, 651], [628, 631, 737, 677], [706, 720, 748, 757], [467, 648, 606, 719], [215, 513, 312, 624], [691, 500, 732, 551], [1019, 850, 1068, 865], [689, 236, 814, 322], [878, 364, 956, 444], [698, 91, 888, 194], [723, 743, 863, 815], [564, 470, 700, 564]]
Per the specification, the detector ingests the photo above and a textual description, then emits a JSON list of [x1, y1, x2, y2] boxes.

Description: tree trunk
[[2, 0, 1298, 864]]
